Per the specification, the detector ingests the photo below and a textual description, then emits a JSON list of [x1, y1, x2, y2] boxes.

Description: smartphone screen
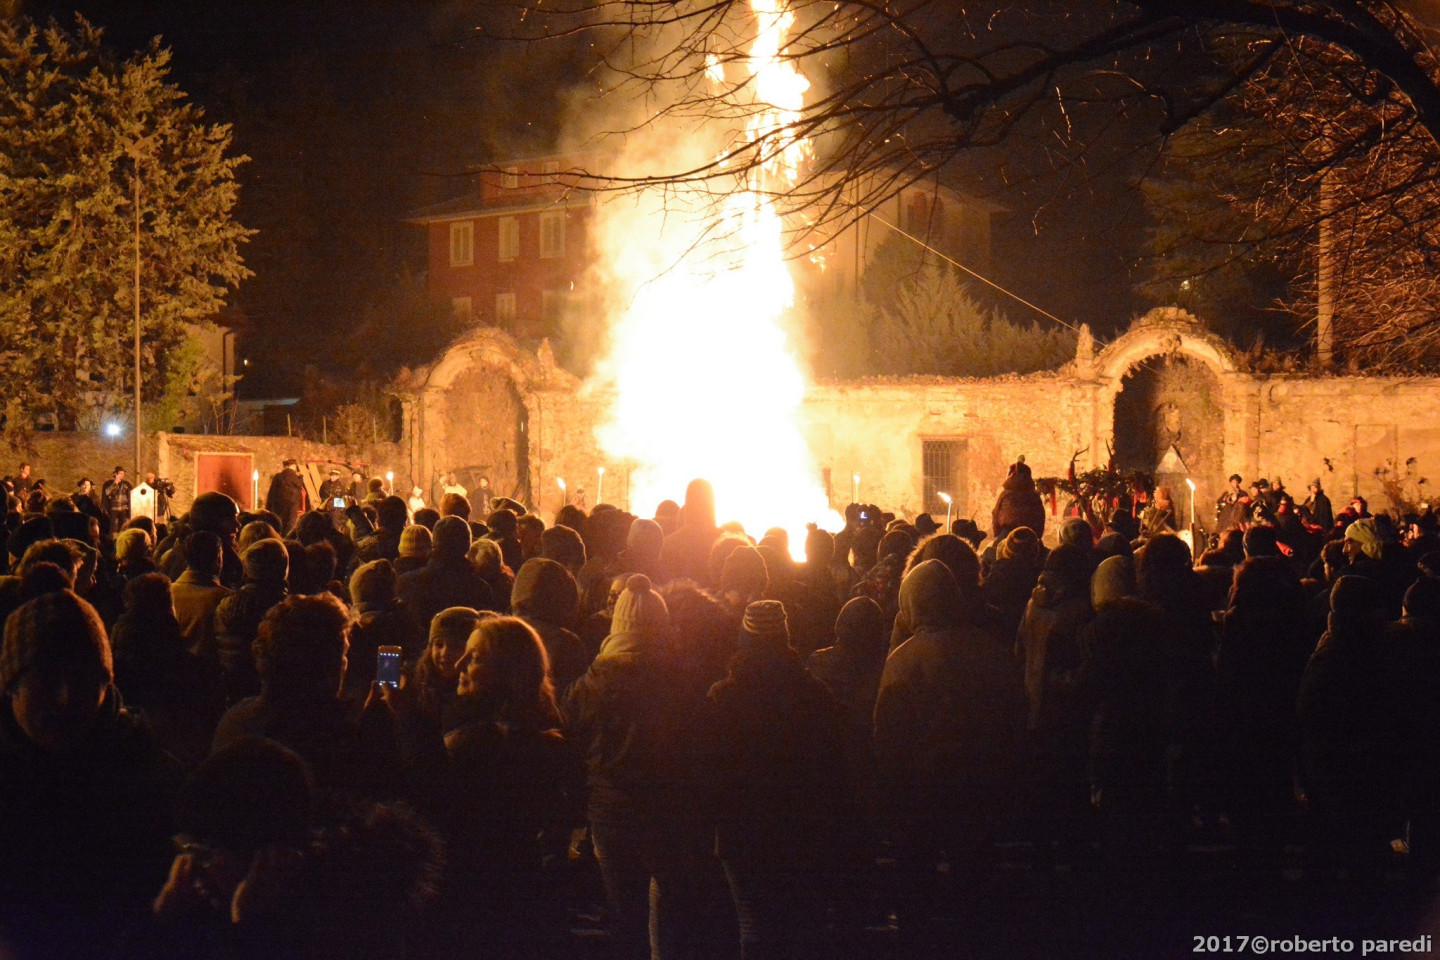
[[376, 645, 402, 688], [332, 497, 346, 508]]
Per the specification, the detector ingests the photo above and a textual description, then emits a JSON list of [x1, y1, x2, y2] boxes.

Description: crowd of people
[[1, 454, 1438, 959]]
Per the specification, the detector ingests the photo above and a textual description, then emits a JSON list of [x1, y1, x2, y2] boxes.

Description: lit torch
[[252, 469, 259, 511], [938, 491, 953, 530], [557, 477, 567, 507], [1185, 477, 1197, 530], [852, 473, 860, 504], [597, 466, 605, 505]]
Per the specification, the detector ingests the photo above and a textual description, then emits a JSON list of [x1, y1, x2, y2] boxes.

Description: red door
[[196, 453, 255, 509]]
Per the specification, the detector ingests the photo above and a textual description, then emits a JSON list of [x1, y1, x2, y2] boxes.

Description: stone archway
[[400, 327, 578, 507], [1092, 310, 1244, 531]]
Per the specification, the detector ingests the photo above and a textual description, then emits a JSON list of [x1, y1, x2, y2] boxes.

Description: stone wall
[[399, 314, 1440, 537]]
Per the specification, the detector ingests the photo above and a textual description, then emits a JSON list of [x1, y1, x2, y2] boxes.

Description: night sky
[[17, 0, 1150, 398]]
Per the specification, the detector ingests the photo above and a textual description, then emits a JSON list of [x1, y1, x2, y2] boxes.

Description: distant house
[[405, 156, 997, 340], [404, 156, 596, 340]]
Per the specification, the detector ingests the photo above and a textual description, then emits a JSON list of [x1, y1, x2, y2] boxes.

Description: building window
[[498, 217, 520, 262], [451, 296, 473, 322], [501, 166, 518, 190], [921, 438, 967, 516], [449, 221, 474, 267], [539, 211, 566, 259], [495, 292, 517, 324]]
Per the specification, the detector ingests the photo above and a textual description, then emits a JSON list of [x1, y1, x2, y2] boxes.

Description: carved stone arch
[[404, 327, 580, 507], [1092, 309, 1244, 532]]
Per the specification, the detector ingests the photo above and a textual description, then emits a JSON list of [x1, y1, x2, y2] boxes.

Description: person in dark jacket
[[1208, 555, 1313, 839], [264, 459, 309, 534], [102, 466, 134, 537], [1298, 575, 1400, 860], [443, 616, 580, 955], [111, 573, 226, 766], [354, 496, 409, 566], [992, 457, 1046, 540], [565, 574, 718, 959], [212, 593, 419, 802], [874, 559, 1022, 939], [397, 516, 493, 631], [0, 590, 179, 959], [213, 539, 290, 702], [710, 600, 843, 960], [1304, 479, 1335, 534], [347, 559, 423, 699], [511, 557, 589, 695]]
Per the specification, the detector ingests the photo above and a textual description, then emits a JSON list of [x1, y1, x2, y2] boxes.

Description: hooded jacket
[[511, 558, 590, 694], [874, 560, 1022, 818], [991, 465, 1047, 540]]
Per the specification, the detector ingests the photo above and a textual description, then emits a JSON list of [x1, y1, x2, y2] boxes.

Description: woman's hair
[[464, 616, 558, 726]]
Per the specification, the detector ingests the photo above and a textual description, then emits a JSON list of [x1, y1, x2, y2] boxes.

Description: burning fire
[[592, 0, 838, 545]]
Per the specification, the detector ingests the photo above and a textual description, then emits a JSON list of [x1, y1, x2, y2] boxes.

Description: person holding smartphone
[[318, 468, 349, 506]]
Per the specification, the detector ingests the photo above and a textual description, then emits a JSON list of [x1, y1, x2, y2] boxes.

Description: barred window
[[921, 438, 967, 516]]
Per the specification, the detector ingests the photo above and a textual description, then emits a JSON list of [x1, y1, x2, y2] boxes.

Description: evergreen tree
[[0, 16, 250, 434]]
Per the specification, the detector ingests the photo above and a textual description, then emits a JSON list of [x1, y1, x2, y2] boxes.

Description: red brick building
[[406, 157, 595, 338], [407, 156, 996, 342]]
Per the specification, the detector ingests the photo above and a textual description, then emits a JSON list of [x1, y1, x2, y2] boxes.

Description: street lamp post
[[132, 162, 142, 477]]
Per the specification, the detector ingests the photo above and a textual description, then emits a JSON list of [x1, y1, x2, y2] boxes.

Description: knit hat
[[1344, 517, 1382, 560], [625, 518, 664, 560], [720, 544, 769, 597], [1, 589, 111, 692], [398, 524, 432, 560], [242, 538, 289, 584], [190, 492, 239, 533], [610, 573, 669, 639], [835, 596, 886, 653], [349, 559, 397, 606], [741, 599, 790, 649], [431, 606, 482, 646], [1091, 555, 1135, 609], [432, 515, 472, 559], [468, 538, 504, 577], [114, 527, 151, 562], [1059, 517, 1094, 549]]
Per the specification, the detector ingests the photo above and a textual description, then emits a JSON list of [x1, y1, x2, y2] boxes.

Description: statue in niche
[[1153, 400, 1183, 461]]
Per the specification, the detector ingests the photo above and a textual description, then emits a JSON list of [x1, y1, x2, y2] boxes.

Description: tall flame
[[592, 0, 836, 543]]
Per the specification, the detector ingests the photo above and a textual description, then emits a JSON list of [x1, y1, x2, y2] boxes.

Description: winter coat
[[397, 556, 494, 632], [112, 611, 227, 766], [0, 689, 179, 959], [708, 643, 843, 859], [172, 569, 232, 662], [992, 472, 1046, 540], [1016, 569, 1094, 732], [214, 580, 289, 702], [874, 560, 1023, 825], [512, 559, 590, 693], [265, 470, 309, 533], [346, 598, 424, 698], [565, 631, 711, 825]]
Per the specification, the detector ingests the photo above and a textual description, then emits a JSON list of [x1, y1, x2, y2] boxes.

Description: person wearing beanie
[[397, 515, 493, 637], [541, 524, 587, 578], [807, 596, 887, 736], [707, 597, 843, 958], [114, 526, 156, 579], [485, 509, 524, 573], [0, 589, 178, 958], [618, 517, 665, 584], [213, 539, 291, 702], [718, 543, 769, 617], [874, 559, 1021, 928], [346, 559, 422, 699], [396, 524, 432, 576], [566, 573, 715, 958], [992, 455, 1046, 541]]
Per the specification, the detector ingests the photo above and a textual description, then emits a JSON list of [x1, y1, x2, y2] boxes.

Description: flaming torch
[[938, 491, 953, 530], [557, 477, 567, 508], [251, 469, 259, 511]]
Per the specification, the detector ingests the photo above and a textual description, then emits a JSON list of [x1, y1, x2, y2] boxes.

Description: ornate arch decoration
[[1093, 308, 1244, 391]]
